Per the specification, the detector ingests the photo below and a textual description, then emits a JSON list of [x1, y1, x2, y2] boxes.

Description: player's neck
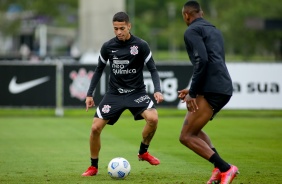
[[124, 33, 131, 41]]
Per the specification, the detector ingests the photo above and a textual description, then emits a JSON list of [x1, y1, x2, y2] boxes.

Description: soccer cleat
[[207, 168, 221, 184], [81, 166, 98, 176], [138, 152, 160, 165], [220, 165, 239, 184]]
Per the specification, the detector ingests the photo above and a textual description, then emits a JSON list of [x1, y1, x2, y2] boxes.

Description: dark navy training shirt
[[184, 18, 233, 98], [87, 34, 161, 96]]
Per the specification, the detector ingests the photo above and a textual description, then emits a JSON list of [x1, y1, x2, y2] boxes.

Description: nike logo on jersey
[[112, 50, 118, 53], [8, 76, 50, 94]]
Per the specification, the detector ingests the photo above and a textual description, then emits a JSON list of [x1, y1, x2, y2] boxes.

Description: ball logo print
[[107, 157, 131, 179]]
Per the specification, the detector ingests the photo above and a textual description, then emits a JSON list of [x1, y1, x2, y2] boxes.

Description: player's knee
[[146, 115, 158, 126], [179, 134, 191, 146], [91, 124, 103, 135], [142, 109, 158, 125]]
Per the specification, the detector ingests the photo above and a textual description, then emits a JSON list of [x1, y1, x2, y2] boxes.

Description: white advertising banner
[[178, 63, 282, 109]]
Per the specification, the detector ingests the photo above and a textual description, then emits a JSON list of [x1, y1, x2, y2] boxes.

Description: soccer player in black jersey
[[82, 12, 164, 176], [178, 1, 239, 184]]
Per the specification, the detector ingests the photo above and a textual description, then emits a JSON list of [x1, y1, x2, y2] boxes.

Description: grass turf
[[0, 109, 281, 183]]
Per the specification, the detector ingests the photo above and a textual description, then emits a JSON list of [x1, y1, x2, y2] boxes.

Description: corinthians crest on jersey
[[102, 105, 111, 113], [130, 45, 138, 55]]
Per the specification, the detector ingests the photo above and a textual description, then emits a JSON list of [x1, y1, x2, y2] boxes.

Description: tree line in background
[[127, 0, 282, 61], [0, 0, 281, 61]]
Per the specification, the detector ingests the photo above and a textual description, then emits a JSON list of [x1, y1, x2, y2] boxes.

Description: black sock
[[208, 153, 230, 172], [211, 148, 219, 168], [91, 158, 98, 168], [212, 148, 218, 155], [139, 142, 149, 155]]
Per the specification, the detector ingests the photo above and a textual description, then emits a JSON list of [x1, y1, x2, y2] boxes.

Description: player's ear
[[128, 23, 131, 30], [182, 11, 188, 20], [185, 12, 190, 21], [200, 10, 204, 16]]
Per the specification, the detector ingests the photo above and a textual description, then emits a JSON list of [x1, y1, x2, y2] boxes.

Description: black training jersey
[[184, 18, 233, 97], [87, 34, 161, 96]]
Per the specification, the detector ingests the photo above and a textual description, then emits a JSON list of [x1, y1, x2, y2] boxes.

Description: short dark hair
[[183, 1, 201, 13], [112, 12, 130, 23]]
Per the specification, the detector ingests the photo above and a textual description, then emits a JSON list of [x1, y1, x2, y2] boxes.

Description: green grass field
[[0, 108, 281, 184]]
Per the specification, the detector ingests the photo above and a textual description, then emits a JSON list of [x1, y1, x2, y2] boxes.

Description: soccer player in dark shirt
[[178, 1, 239, 184], [82, 12, 164, 176]]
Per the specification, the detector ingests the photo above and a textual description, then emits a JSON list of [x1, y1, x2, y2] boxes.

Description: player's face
[[113, 21, 131, 41]]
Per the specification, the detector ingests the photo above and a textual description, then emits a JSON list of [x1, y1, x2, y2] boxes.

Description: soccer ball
[[107, 157, 131, 179]]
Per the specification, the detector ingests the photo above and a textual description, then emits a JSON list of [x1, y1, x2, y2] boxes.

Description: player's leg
[[90, 117, 109, 159], [179, 95, 215, 159], [179, 96, 219, 183], [198, 130, 222, 165], [184, 95, 238, 184], [198, 130, 221, 184], [203, 93, 239, 184], [127, 91, 158, 146], [140, 108, 158, 145], [127, 91, 160, 165], [82, 93, 123, 176], [82, 117, 108, 176], [198, 130, 214, 148], [197, 125, 222, 184], [138, 108, 160, 165]]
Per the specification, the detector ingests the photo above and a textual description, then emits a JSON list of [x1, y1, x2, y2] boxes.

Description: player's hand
[[154, 92, 164, 104], [183, 94, 198, 112], [178, 89, 189, 102], [85, 96, 95, 112]]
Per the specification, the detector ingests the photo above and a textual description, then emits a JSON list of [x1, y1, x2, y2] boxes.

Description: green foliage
[[0, 0, 281, 60], [127, 0, 282, 60], [127, 0, 186, 52], [209, 0, 282, 60], [0, 112, 281, 183], [0, 0, 78, 35]]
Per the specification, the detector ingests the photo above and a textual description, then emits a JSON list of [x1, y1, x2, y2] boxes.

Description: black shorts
[[203, 92, 231, 120], [94, 90, 155, 125]]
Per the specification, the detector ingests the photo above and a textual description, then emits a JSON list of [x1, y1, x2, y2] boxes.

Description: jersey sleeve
[[146, 59, 162, 93], [141, 40, 162, 93], [86, 43, 109, 97], [185, 28, 208, 98]]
